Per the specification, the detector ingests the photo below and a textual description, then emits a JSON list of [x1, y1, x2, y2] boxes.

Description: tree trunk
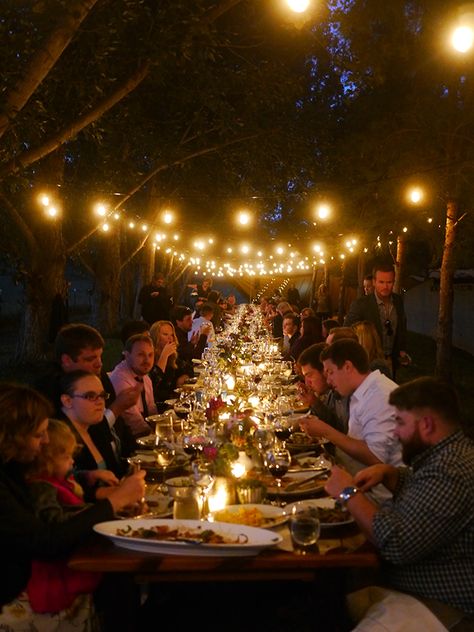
[[435, 199, 458, 381], [0, 0, 99, 140], [394, 235, 406, 295], [337, 260, 346, 325], [15, 225, 66, 362], [309, 265, 317, 308], [357, 252, 365, 298], [93, 234, 122, 336]]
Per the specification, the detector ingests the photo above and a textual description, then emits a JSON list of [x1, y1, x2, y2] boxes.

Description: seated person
[[108, 334, 157, 437], [189, 303, 215, 347], [149, 320, 188, 409], [59, 370, 129, 500], [172, 305, 212, 377], [35, 322, 138, 458], [300, 339, 402, 504], [325, 377, 474, 632], [26, 419, 102, 615], [0, 382, 144, 625]]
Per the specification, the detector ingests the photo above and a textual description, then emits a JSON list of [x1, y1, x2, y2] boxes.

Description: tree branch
[[0, 61, 150, 180], [0, 190, 38, 255], [120, 233, 151, 271], [114, 132, 259, 210], [0, 0, 99, 141]]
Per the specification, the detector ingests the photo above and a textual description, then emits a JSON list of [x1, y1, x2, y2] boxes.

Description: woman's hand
[[160, 341, 177, 359]]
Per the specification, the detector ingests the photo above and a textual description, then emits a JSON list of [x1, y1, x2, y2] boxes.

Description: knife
[[284, 471, 327, 492]]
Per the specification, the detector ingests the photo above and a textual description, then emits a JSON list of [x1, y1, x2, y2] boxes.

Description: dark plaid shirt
[[373, 431, 474, 614]]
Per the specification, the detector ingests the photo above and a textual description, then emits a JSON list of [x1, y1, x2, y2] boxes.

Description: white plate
[[289, 455, 332, 473], [264, 471, 327, 498], [208, 504, 288, 529], [93, 519, 283, 557], [285, 498, 354, 528]]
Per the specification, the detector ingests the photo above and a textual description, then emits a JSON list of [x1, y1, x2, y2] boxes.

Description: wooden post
[[435, 199, 458, 381], [394, 235, 406, 295], [357, 252, 365, 298], [309, 265, 317, 308]]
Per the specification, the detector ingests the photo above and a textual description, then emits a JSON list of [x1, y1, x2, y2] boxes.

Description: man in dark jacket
[[137, 272, 173, 324], [344, 263, 409, 379]]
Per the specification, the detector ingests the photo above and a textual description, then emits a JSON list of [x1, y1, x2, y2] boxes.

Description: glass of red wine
[[273, 416, 293, 448], [264, 447, 291, 506]]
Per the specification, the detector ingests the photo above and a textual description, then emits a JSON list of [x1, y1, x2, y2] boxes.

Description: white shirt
[[188, 316, 215, 347], [336, 370, 403, 504]]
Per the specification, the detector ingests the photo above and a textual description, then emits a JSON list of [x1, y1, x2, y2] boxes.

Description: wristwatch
[[338, 486, 359, 506]]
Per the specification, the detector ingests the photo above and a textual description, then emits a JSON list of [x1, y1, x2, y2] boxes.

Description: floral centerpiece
[[202, 442, 239, 477]]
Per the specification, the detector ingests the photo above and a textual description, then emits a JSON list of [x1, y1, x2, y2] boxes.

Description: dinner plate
[[208, 504, 288, 529], [263, 471, 327, 498], [285, 498, 354, 528], [127, 452, 189, 475], [93, 519, 283, 557], [288, 455, 332, 473]]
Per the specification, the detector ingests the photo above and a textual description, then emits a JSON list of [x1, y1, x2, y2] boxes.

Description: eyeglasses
[[384, 320, 394, 336], [71, 391, 110, 402]]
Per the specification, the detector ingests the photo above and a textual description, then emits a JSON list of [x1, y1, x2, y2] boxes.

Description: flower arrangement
[[203, 442, 239, 477]]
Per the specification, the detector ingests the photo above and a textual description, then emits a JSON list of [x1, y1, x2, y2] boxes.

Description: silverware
[[284, 471, 327, 492]]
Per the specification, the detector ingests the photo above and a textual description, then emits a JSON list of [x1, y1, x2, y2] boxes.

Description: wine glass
[[191, 460, 215, 520], [264, 447, 291, 506], [154, 443, 176, 482], [273, 416, 293, 448]]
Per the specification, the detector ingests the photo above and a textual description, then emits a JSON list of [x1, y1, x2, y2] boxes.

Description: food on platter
[[115, 524, 248, 545], [211, 505, 286, 528]]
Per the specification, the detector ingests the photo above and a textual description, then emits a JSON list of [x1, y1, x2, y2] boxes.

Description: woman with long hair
[[149, 320, 188, 407], [0, 381, 144, 626], [352, 320, 392, 378]]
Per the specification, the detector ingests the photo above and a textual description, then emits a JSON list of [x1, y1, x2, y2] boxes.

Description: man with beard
[[109, 334, 157, 437], [325, 377, 474, 632]]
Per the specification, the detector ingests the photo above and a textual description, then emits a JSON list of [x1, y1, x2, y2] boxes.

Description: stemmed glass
[[264, 447, 291, 506], [154, 443, 176, 482], [191, 460, 215, 520], [273, 416, 293, 448]]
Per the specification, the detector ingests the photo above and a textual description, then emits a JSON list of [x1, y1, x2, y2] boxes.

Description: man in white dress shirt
[[188, 303, 215, 347], [300, 338, 402, 503]]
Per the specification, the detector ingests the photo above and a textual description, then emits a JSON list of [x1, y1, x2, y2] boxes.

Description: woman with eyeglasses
[[0, 381, 145, 623], [59, 369, 129, 501]]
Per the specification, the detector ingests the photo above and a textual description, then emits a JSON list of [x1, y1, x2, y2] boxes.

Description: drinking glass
[[289, 503, 320, 555], [191, 460, 215, 519], [273, 416, 293, 448], [264, 447, 291, 506], [154, 443, 176, 481]]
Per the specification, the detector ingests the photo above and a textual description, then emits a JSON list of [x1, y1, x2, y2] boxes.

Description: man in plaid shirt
[[326, 376, 474, 631]]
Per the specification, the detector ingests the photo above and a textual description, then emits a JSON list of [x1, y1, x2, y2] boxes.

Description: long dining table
[[69, 520, 379, 583]]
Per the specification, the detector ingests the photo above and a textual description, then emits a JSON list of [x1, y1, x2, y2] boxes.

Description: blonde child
[[26, 419, 101, 622]]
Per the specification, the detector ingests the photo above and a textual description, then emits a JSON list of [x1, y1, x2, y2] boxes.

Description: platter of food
[[127, 452, 189, 475], [285, 498, 354, 528], [93, 519, 283, 556], [208, 504, 288, 529]]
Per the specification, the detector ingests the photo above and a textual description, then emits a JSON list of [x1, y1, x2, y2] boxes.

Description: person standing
[[137, 273, 173, 325], [344, 263, 409, 379]]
